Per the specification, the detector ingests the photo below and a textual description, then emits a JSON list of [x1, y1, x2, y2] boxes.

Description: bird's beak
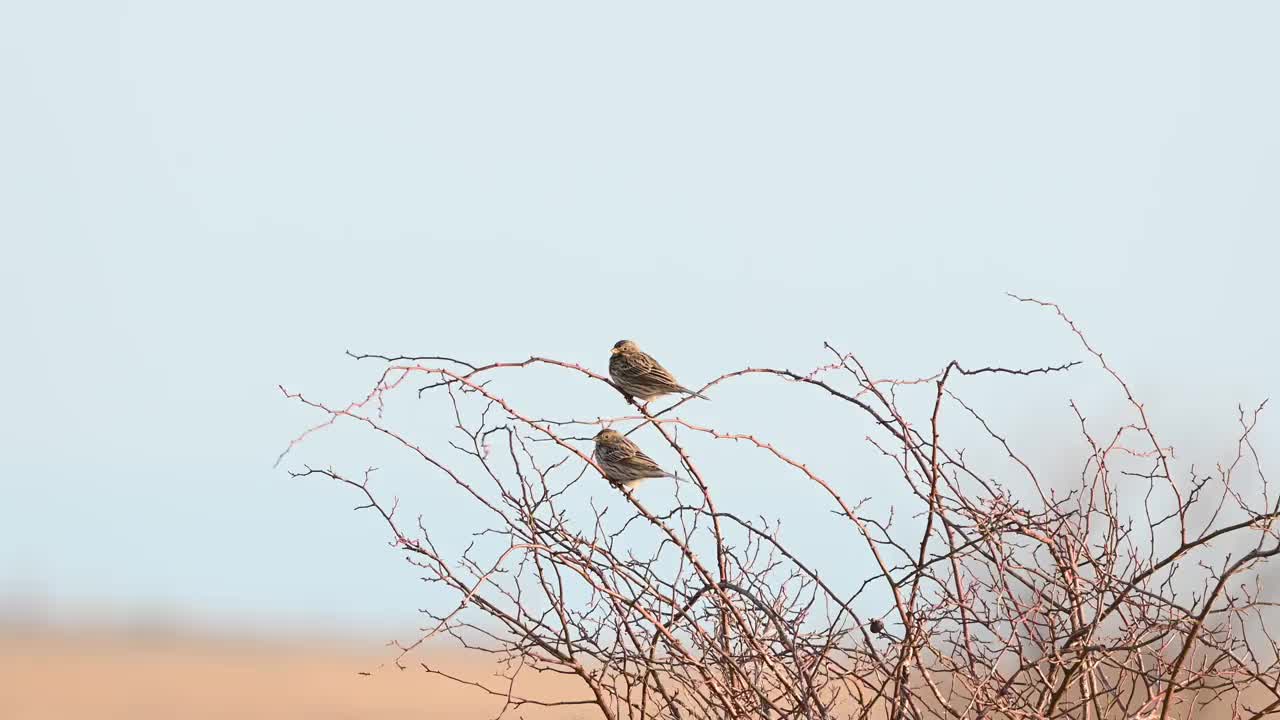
[[610, 347, 620, 355]]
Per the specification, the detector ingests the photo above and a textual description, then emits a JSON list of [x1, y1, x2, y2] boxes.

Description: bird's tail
[[680, 387, 711, 401]]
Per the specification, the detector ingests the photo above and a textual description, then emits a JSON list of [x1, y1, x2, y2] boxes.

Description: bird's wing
[[631, 351, 682, 387], [602, 437, 666, 472], [627, 446, 666, 473], [596, 441, 639, 465], [620, 437, 669, 473]]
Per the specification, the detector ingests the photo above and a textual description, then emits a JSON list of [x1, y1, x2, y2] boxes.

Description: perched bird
[[592, 429, 679, 489], [609, 340, 709, 404]]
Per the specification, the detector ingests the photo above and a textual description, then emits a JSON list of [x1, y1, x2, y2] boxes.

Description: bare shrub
[[279, 297, 1278, 720]]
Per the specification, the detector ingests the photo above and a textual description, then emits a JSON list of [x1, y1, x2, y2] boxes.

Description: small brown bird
[[609, 340, 709, 403], [592, 428, 679, 489]]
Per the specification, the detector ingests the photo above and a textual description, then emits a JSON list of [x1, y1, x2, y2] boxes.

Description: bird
[[609, 340, 709, 404], [592, 428, 679, 489]]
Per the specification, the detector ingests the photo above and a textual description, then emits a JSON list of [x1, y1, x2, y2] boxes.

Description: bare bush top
[[280, 296, 1278, 720]]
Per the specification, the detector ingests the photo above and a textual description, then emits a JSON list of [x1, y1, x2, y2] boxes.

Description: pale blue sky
[[1, 3, 1277, 637]]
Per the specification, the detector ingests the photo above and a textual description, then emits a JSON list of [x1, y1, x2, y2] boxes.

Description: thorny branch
[[280, 298, 1278, 720]]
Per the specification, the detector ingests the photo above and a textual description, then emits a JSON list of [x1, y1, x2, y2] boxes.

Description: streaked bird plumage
[[609, 340, 709, 403], [592, 428, 678, 489]]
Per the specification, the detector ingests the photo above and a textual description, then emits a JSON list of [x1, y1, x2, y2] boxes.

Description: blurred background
[[2, 2, 1278, 717]]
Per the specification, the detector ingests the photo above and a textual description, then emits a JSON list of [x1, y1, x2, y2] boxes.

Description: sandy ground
[[5, 625, 1255, 719], [0, 626, 591, 719]]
